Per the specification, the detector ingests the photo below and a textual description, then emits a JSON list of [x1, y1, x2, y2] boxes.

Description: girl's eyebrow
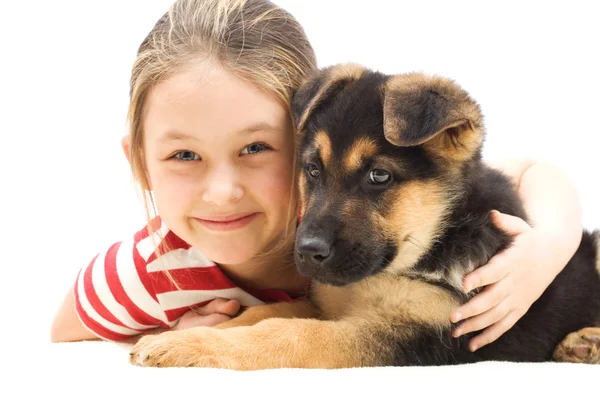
[[157, 122, 283, 143], [157, 131, 201, 143], [236, 122, 283, 135]]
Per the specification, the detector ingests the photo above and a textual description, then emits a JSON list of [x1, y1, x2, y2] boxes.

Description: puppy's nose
[[297, 237, 332, 266]]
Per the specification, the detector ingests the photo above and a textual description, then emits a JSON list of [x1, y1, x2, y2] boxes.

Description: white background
[[2, 0, 599, 369]]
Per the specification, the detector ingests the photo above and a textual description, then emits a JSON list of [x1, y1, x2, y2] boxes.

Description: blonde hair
[[126, 0, 317, 275]]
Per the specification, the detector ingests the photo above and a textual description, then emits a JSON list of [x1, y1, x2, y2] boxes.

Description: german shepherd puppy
[[130, 64, 600, 368]]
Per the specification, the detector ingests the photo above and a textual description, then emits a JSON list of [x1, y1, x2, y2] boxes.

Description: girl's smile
[[193, 212, 260, 231]]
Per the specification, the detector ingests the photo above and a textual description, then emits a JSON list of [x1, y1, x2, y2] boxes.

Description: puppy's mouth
[[294, 241, 397, 287], [306, 272, 353, 287]]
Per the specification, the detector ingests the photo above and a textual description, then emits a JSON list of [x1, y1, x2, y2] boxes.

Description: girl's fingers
[[468, 311, 519, 352], [174, 313, 232, 330], [197, 298, 241, 317], [462, 255, 510, 293], [460, 210, 530, 293], [451, 282, 507, 323], [490, 210, 532, 237], [453, 300, 510, 337]]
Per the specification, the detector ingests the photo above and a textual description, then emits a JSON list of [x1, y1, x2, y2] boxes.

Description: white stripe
[[91, 245, 158, 330], [136, 221, 170, 262], [73, 311, 115, 342], [147, 247, 214, 273], [116, 237, 168, 323], [72, 290, 118, 343], [157, 288, 265, 311], [75, 264, 142, 336]]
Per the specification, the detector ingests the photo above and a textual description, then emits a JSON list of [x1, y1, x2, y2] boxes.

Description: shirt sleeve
[[73, 218, 173, 342]]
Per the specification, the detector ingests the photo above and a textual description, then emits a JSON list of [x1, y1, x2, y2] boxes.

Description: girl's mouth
[[193, 213, 259, 231]]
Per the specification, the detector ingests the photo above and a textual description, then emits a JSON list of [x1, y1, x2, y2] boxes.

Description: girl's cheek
[[152, 169, 203, 204], [267, 167, 295, 205]]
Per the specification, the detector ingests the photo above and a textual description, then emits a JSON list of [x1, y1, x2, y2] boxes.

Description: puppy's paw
[[129, 329, 234, 368], [553, 327, 600, 364]]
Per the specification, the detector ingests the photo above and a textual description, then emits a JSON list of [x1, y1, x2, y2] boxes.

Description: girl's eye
[[241, 143, 268, 155], [173, 151, 201, 161]]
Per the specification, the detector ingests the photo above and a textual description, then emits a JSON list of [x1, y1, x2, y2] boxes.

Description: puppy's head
[[292, 63, 484, 286]]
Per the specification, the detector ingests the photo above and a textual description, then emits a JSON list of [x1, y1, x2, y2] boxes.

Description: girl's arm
[[51, 286, 98, 342], [487, 157, 583, 257], [50, 286, 240, 343], [451, 158, 583, 351]]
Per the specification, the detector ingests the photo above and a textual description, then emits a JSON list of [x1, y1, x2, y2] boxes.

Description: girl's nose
[[201, 164, 244, 206]]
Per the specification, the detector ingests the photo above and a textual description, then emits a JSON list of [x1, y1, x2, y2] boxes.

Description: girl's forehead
[[143, 64, 291, 139]]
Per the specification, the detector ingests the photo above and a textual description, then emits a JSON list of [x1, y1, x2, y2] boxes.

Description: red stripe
[[131, 217, 162, 300], [73, 270, 135, 342], [82, 250, 142, 331], [149, 266, 236, 294], [243, 287, 294, 303], [146, 230, 191, 265], [105, 241, 164, 326], [164, 229, 190, 248], [132, 242, 159, 302]]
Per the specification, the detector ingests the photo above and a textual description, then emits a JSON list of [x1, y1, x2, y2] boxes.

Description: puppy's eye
[[305, 163, 320, 178], [369, 169, 392, 185]]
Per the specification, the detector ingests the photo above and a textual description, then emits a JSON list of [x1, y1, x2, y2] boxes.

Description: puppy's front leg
[[213, 300, 319, 330], [130, 317, 377, 369]]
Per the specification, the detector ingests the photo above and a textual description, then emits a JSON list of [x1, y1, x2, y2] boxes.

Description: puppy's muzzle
[[296, 236, 334, 274]]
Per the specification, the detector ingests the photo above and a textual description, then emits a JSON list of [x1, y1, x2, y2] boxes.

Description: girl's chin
[[203, 247, 258, 266]]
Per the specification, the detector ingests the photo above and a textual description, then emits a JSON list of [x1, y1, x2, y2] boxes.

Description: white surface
[[14, 341, 600, 399], [2, 0, 599, 396]]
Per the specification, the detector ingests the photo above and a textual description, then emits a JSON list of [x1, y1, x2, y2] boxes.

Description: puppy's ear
[[383, 73, 484, 161], [292, 63, 366, 132]]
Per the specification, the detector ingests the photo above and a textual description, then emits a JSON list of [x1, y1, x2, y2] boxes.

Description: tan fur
[[379, 180, 452, 274], [341, 199, 359, 219], [329, 62, 365, 82], [213, 301, 319, 330], [298, 173, 307, 208], [315, 130, 332, 167], [363, 276, 458, 330], [130, 274, 458, 369], [343, 137, 378, 173], [553, 327, 600, 364], [312, 275, 458, 329], [383, 73, 483, 164], [310, 284, 351, 320], [424, 123, 482, 164], [130, 317, 375, 369]]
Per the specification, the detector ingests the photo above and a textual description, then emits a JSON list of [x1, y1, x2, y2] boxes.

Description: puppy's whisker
[[405, 235, 426, 251]]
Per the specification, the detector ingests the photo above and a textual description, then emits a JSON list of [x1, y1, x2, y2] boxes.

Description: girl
[[50, 0, 583, 353]]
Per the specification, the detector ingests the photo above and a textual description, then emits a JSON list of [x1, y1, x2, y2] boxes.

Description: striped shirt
[[74, 217, 304, 342]]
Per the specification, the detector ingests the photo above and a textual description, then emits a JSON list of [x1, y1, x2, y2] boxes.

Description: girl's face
[[142, 64, 296, 266]]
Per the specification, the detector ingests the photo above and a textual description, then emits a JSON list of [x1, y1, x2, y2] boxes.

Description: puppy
[[130, 64, 600, 368]]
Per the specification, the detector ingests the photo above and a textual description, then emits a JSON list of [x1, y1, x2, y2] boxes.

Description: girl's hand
[[450, 210, 562, 352], [172, 298, 241, 331]]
